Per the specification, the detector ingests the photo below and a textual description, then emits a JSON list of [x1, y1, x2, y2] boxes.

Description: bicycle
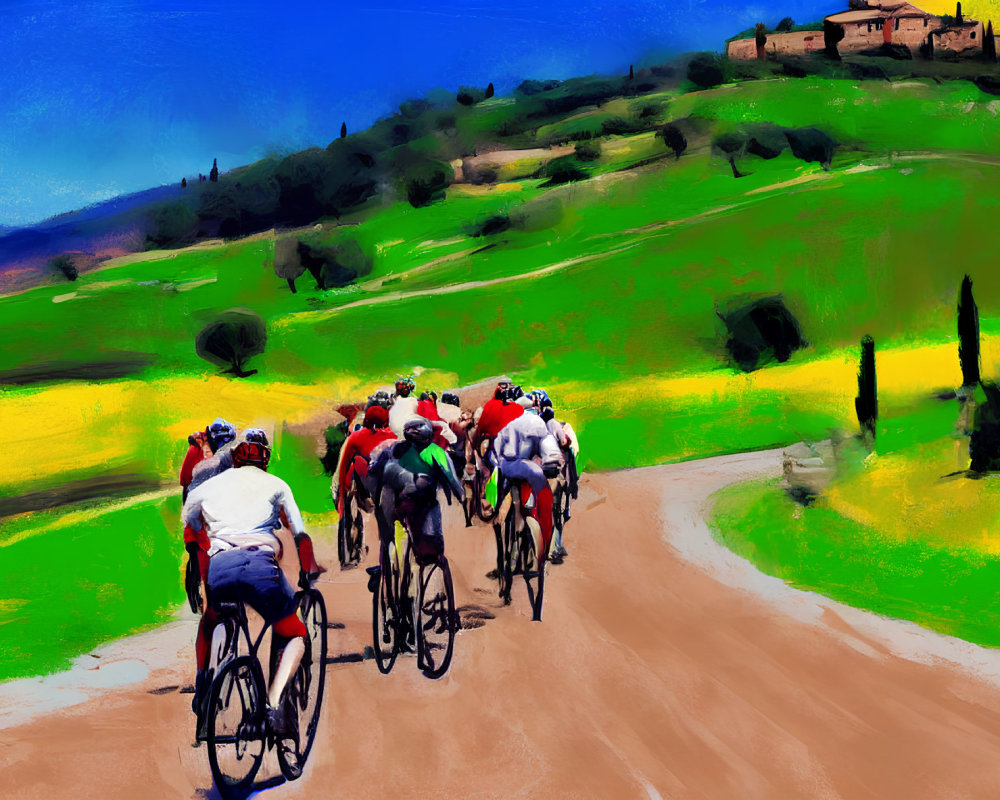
[[550, 455, 574, 563], [371, 511, 456, 679], [494, 478, 546, 621], [337, 467, 367, 569], [470, 436, 500, 523], [202, 570, 328, 798]]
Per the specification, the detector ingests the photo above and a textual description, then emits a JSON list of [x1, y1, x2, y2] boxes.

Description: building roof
[[826, 2, 936, 24]]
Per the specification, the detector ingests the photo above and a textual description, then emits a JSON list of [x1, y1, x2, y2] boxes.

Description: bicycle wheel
[[350, 505, 365, 564], [521, 519, 546, 622], [415, 558, 456, 679], [498, 508, 518, 605], [277, 588, 328, 780], [338, 490, 354, 569], [206, 656, 266, 799], [372, 543, 399, 674]]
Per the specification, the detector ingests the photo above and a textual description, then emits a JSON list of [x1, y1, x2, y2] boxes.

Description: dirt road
[[6, 450, 1000, 799]]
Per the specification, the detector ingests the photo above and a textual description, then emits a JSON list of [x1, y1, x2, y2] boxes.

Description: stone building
[[727, 2, 986, 60]]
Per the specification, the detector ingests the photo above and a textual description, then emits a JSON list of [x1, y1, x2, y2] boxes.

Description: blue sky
[[0, 1, 837, 227]]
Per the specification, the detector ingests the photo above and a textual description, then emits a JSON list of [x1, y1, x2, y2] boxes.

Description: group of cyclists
[[176, 375, 580, 790]]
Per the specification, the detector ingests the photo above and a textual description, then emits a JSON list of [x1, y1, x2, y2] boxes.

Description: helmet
[[441, 392, 460, 407], [395, 376, 416, 397], [232, 428, 271, 469], [403, 417, 434, 448], [364, 405, 390, 429], [206, 418, 236, 453], [505, 384, 525, 403], [527, 389, 550, 408], [419, 391, 437, 403], [367, 390, 393, 410]]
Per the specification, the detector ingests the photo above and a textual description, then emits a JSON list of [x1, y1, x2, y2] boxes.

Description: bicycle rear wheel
[[206, 656, 266, 798], [521, 519, 545, 622], [372, 543, 399, 674], [416, 558, 456, 679], [277, 588, 328, 780], [498, 508, 518, 605]]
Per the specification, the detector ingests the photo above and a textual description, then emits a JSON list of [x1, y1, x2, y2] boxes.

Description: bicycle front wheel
[[416, 558, 456, 679], [206, 656, 266, 798], [499, 509, 518, 605], [277, 588, 328, 780], [372, 544, 399, 674], [338, 491, 355, 569]]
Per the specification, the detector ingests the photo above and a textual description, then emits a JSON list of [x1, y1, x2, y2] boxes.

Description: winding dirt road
[[6, 450, 1000, 799]]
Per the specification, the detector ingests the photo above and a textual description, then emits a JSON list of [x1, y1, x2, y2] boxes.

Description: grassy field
[[5, 75, 1000, 680]]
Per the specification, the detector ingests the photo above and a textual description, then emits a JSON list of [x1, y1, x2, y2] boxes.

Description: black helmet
[[505, 384, 525, 403], [403, 417, 434, 448], [441, 392, 460, 407], [367, 390, 393, 410]]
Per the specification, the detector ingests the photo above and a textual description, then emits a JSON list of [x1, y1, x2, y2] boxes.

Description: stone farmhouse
[[728, 2, 990, 60]]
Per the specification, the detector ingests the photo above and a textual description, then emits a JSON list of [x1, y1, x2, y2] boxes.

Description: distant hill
[[0, 183, 191, 290]]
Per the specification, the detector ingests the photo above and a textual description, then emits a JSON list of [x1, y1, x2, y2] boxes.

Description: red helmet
[[232, 428, 271, 469], [364, 405, 389, 429]]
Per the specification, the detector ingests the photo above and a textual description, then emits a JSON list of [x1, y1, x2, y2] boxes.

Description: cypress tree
[[209, 158, 219, 182], [957, 2, 963, 24], [340, 121, 347, 139], [485, 82, 495, 98], [855, 335, 877, 446], [958, 274, 981, 387], [986, 21, 996, 61], [755, 23, 768, 59], [181, 177, 187, 188], [628, 64, 634, 79]]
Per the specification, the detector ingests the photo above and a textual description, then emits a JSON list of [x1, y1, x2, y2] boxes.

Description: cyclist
[[182, 428, 323, 739], [366, 389, 395, 411], [179, 418, 236, 501], [389, 375, 420, 437], [417, 391, 458, 450], [187, 419, 239, 495], [437, 392, 473, 475], [335, 404, 397, 515], [472, 380, 524, 455], [493, 394, 563, 562], [527, 390, 579, 561], [369, 417, 464, 569]]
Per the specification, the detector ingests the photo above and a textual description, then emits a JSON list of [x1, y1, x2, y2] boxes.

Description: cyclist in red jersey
[[472, 382, 525, 454], [179, 418, 236, 502], [335, 405, 397, 514]]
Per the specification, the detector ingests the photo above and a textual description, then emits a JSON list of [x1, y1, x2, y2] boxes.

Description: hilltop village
[[729, 1, 995, 59]]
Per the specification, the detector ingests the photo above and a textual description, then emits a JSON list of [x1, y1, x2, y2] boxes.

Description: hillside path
[[6, 450, 1000, 798]]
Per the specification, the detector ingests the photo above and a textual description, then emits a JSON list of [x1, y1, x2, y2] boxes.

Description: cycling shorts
[[206, 547, 299, 624]]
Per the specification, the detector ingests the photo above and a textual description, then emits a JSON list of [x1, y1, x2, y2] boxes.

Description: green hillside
[[5, 67, 1000, 679]]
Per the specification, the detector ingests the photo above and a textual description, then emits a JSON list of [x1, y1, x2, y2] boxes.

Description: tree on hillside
[[776, 17, 795, 32], [181, 177, 187, 188], [209, 158, 219, 182], [195, 308, 266, 378], [755, 23, 768, 59], [824, 20, 846, 59], [657, 123, 687, 159], [785, 127, 836, 171], [628, 64, 635, 79], [340, 121, 347, 139], [957, 2, 963, 24], [456, 86, 486, 105], [146, 201, 199, 249], [486, 82, 495, 98], [855, 334, 878, 449], [687, 52, 725, 88], [986, 21, 997, 61], [958, 274, 981, 387], [273, 236, 306, 293], [49, 253, 78, 282]]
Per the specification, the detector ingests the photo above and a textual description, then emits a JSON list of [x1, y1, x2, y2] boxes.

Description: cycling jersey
[[494, 412, 562, 467], [183, 465, 306, 556], [476, 398, 523, 440], [337, 426, 397, 498], [416, 398, 457, 448], [388, 395, 420, 437], [187, 440, 235, 494]]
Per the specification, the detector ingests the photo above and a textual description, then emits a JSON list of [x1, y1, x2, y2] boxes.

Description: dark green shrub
[[298, 236, 373, 289], [855, 335, 877, 447], [574, 140, 602, 162], [785, 127, 836, 170], [719, 296, 806, 372], [469, 214, 511, 237], [146, 202, 199, 249], [687, 52, 725, 88], [49, 254, 78, 282], [320, 421, 350, 475], [656, 124, 687, 159], [541, 155, 589, 186], [195, 308, 267, 378]]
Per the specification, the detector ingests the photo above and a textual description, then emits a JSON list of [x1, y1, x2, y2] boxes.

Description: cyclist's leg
[[500, 459, 552, 555], [412, 502, 444, 565]]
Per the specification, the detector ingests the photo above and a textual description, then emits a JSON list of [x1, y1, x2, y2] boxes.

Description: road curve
[[5, 450, 1000, 799]]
